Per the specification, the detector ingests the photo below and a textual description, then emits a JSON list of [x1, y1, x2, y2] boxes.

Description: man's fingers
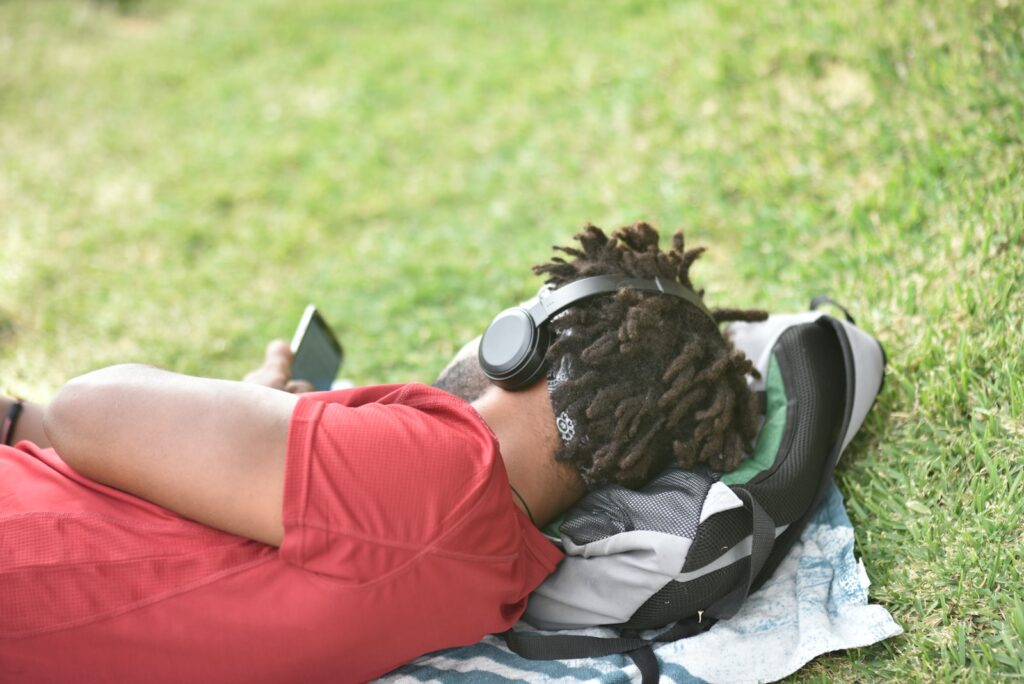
[[264, 340, 293, 369], [285, 380, 315, 394], [243, 340, 294, 390]]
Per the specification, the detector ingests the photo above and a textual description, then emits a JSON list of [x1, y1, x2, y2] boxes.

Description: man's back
[[0, 384, 561, 683]]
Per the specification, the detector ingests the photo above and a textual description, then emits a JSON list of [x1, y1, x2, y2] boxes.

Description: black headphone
[[478, 274, 715, 390]]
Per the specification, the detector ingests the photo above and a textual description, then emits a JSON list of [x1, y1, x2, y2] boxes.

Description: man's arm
[[2, 341, 310, 452], [44, 364, 299, 546]]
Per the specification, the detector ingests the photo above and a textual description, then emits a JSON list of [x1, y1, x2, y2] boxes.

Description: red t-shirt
[[0, 384, 562, 683]]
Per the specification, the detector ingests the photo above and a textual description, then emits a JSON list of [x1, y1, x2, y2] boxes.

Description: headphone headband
[[523, 275, 715, 328], [479, 274, 715, 390]]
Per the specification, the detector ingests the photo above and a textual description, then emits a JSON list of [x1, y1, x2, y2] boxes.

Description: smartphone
[[290, 305, 344, 391]]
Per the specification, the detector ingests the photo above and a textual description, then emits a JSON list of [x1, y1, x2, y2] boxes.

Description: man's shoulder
[[333, 382, 492, 435], [293, 382, 500, 486], [300, 382, 471, 409]]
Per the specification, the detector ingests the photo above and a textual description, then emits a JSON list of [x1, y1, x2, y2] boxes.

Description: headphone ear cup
[[478, 307, 552, 391], [508, 323, 550, 390], [479, 307, 536, 389]]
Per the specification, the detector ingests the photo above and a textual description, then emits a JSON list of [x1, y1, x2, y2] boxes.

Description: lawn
[[1, 0, 1021, 680]]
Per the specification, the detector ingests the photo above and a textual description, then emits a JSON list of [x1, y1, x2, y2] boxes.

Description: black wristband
[[2, 399, 25, 446]]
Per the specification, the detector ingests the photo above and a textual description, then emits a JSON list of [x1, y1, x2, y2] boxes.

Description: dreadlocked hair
[[535, 222, 767, 489]]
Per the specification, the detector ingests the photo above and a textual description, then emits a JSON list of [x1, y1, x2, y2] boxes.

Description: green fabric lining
[[542, 516, 564, 541], [722, 354, 786, 485]]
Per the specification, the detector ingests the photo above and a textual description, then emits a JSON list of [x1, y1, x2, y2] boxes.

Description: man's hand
[[243, 340, 315, 394]]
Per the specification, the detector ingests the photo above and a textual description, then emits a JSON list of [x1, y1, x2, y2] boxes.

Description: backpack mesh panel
[[743, 323, 845, 525], [561, 468, 714, 545]]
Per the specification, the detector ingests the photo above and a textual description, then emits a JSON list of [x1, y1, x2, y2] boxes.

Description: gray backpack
[[505, 301, 886, 682]]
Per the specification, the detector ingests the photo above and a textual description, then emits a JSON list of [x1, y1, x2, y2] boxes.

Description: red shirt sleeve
[[279, 383, 529, 584]]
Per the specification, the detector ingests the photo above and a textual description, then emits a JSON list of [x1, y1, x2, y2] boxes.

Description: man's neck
[[471, 382, 585, 528]]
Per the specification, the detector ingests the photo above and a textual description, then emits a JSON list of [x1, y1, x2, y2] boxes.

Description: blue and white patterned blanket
[[379, 483, 901, 683]]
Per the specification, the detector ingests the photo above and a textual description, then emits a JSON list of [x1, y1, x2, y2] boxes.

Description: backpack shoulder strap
[[704, 486, 775, 619], [504, 616, 712, 684]]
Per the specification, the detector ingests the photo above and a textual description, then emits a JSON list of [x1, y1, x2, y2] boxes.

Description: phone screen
[[290, 305, 344, 391]]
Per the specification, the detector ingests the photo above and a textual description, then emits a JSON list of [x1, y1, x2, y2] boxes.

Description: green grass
[[1, 0, 1021, 680]]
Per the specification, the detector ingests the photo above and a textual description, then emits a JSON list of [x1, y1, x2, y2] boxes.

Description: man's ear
[[434, 336, 492, 403]]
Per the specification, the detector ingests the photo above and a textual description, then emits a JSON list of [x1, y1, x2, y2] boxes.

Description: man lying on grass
[[0, 223, 765, 683]]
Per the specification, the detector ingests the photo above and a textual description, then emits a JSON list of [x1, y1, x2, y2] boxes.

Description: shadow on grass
[[89, 0, 146, 14], [0, 311, 15, 346]]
